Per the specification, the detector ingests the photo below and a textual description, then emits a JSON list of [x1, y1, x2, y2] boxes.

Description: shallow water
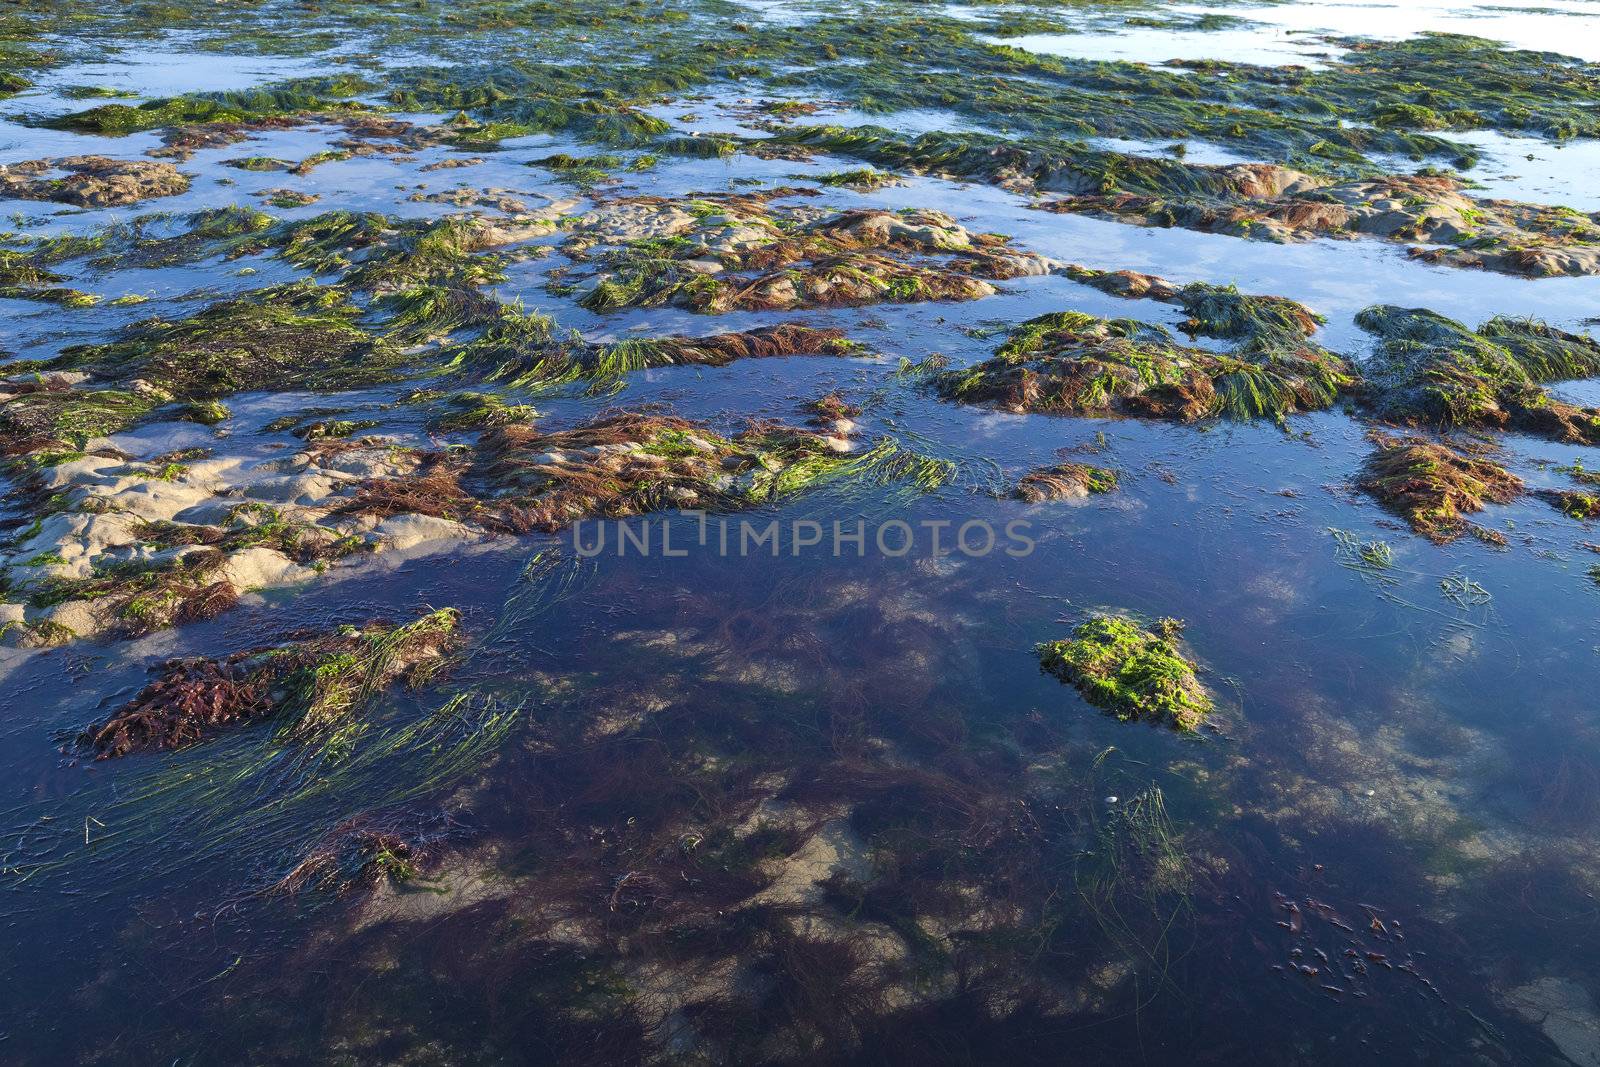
[[1438, 130, 1600, 214], [3, 1, 1600, 1064], [994, 23, 1343, 69], [999, 0, 1600, 64]]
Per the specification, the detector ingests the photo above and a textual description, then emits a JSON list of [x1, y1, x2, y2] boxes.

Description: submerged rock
[[275, 811, 461, 899], [79, 607, 460, 758], [1502, 976, 1600, 1067], [1014, 462, 1118, 502]]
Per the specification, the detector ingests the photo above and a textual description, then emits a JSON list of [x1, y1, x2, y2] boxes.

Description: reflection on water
[[994, 24, 1342, 69], [1206, 0, 1600, 61], [1000, 0, 1600, 65], [1438, 130, 1600, 214]]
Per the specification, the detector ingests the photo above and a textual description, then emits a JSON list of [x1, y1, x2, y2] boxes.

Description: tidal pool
[[2, 0, 1599, 1064]]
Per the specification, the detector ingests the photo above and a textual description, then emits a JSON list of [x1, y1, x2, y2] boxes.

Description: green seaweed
[[51, 283, 403, 399], [44, 74, 373, 134], [1358, 306, 1600, 442], [1037, 614, 1212, 731], [0, 387, 157, 451], [942, 295, 1352, 423], [426, 391, 540, 432], [1538, 489, 1600, 521], [440, 304, 860, 390]]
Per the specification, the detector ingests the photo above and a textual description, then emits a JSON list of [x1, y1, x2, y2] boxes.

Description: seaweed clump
[[568, 199, 1055, 315], [80, 608, 461, 758], [0, 250, 100, 307], [345, 411, 867, 534], [55, 283, 401, 399], [1357, 433, 1523, 544], [0, 379, 158, 454], [237, 210, 537, 293], [1357, 306, 1600, 443], [44, 76, 372, 136], [0, 284, 407, 453], [587, 323, 862, 374], [812, 167, 904, 191], [441, 305, 863, 389], [1014, 462, 1118, 502], [1536, 489, 1600, 522], [275, 812, 458, 898], [1037, 614, 1212, 731], [939, 282, 1352, 423]]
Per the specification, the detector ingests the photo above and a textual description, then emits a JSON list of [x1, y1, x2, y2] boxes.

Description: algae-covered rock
[[781, 126, 1600, 278], [80, 607, 461, 757], [0, 155, 189, 208], [1044, 166, 1600, 277], [1037, 615, 1212, 731], [1537, 489, 1600, 521], [1357, 305, 1600, 443], [1014, 462, 1118, 502], [814, 167, 904, 191], [1357, 433, 1522, 544], [222, 156, 291, 172], [567, 196, 1054, 314], [345, 411, 872, 535], [341, 408, 953, 542], [939, 285, 1352, 423]]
